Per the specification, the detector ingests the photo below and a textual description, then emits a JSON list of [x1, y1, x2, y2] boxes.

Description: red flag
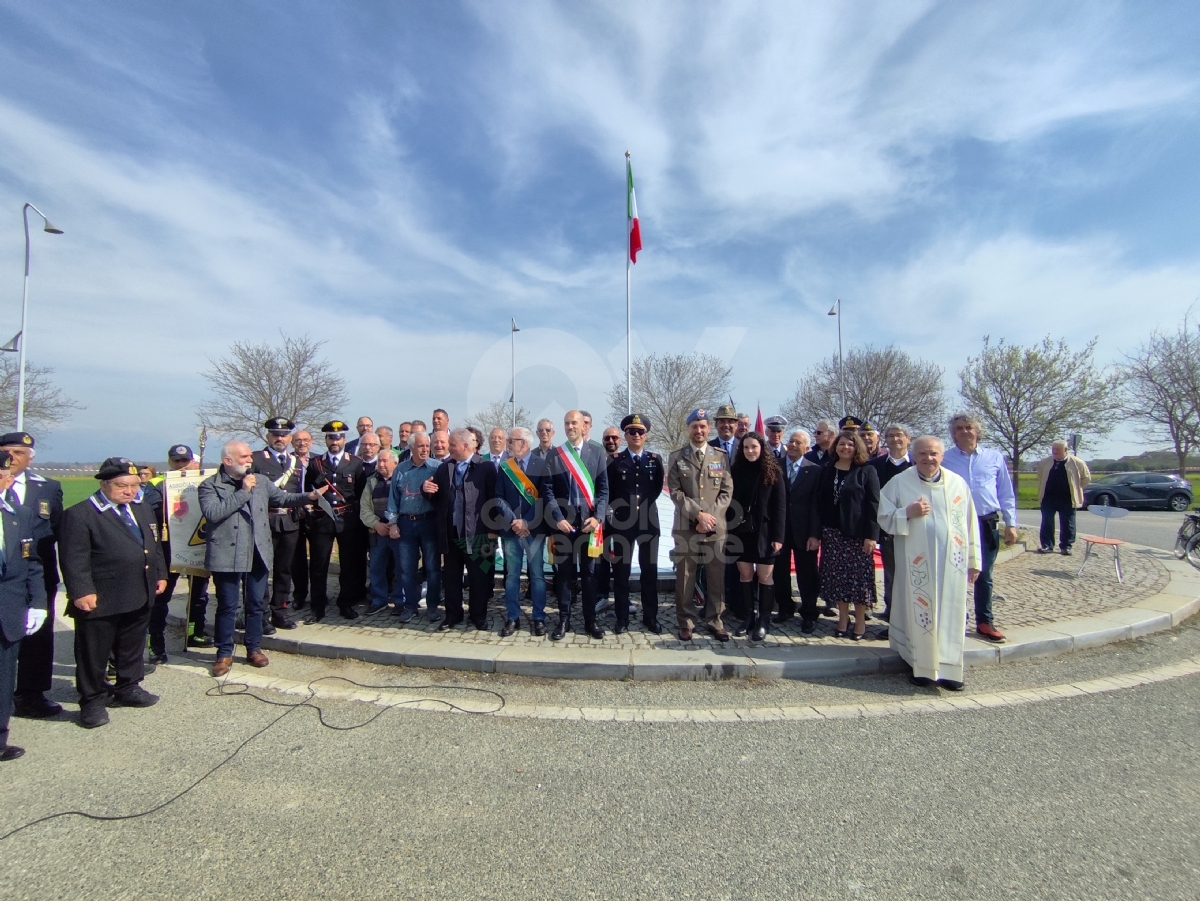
[[627, 155, 642, 263], [754, 405, 764, 434]]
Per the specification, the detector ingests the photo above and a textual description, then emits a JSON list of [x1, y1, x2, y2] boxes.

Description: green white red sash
[[500, 457, 538, 504], [559, 444, 595, 510]]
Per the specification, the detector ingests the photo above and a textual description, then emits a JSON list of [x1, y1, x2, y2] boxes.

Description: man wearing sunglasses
[[605, 415, 664, 634]]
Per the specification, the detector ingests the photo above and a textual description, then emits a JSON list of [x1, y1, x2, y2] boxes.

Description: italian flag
[[627, 153, 642, 263]]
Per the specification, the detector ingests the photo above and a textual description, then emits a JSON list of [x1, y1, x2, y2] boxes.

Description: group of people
[[1, 401, 1078, 759]]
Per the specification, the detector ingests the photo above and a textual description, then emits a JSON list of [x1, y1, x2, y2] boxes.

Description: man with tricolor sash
[[486, 427, 553, 637], [545, 411, 609, 641]]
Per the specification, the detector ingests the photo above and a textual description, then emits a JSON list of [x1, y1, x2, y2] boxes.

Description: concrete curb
[[194, 542, 1200, 681]]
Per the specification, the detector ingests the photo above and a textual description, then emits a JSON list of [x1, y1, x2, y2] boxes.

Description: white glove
[[25, 608, 47, 636]]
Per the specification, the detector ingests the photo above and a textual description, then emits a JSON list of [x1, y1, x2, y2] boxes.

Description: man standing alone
[[1036, 440, 1091, 555]]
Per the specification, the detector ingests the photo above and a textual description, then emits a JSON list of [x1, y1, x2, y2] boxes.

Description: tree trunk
[[1178, 448, 1189, 475]]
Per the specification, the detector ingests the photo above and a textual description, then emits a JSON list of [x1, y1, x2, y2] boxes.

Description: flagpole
[[510, 318, 519, 428], [625, 152, 632, 415]]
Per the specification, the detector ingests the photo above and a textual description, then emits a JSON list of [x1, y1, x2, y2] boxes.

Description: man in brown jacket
[[668, 408, 733, 641], [1035, 440, 1092, 555]]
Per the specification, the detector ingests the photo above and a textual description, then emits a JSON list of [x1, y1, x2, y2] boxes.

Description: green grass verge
[[61, 476, 97, 509]]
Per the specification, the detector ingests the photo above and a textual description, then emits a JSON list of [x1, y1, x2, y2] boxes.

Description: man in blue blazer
[[0, 451, 47, 760], [544, 410, 609, 641], [486, 426, 554, 637]]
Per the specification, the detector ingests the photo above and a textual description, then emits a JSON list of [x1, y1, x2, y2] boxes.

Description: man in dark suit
[[0, 451, 48, 760], [0, 432, 64, 720], [545, 410, 609, 640], [344, 415, 374, 457], [803, 420, 836, 466], [251, 417, 304, 632], [303, 420, 367, 622], [424, 429, 497, 631], [60, 458, 167, 729], [775, 430, 823, 632], [607, 414, 664, 634]]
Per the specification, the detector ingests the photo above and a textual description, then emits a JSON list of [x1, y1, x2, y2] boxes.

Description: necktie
[[4, 486, 18, 508], [120, 506, 142, 542], [517, 458, 526, 472]]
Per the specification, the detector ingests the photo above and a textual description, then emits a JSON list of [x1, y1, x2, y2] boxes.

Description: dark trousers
[[308, 516, 368, 615], [879, 532, 896, 616], [74, 603, 151, 708], [16, 547, 59, 697], [1, 633, 21, 749], [149, 572, 210, 653], [610, 532, 659, 627], [291, 519, 311, 605], [442, 532, 493, 626], [774, 537, 821, 621], [268, 523, 300, 620], [550, 532, 598, 628], [1039, 498, 1076, 550], [974, 517, 1001, 626], [212, 552, 268, 659]]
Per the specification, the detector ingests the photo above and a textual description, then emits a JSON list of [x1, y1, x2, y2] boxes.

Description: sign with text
[[163, 469, 216, 577]]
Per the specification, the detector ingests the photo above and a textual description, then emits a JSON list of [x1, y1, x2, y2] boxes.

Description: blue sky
[[0, 1, 1197, 463]]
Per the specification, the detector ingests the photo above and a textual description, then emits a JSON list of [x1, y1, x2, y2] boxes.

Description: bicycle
[[1174, 511, 1200, 568]]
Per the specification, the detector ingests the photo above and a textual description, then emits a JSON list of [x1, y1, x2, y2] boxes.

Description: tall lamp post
[[7, 204, 63, 429], [510, 318, 519, 428], [827, 298, 845, 418]]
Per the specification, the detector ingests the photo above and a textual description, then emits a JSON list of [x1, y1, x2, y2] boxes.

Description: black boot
[[734, 581, 756, 637], [753, 583, 772, 641]]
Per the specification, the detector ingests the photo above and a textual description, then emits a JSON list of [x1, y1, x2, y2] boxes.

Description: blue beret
[[685, 408, 708, 425]]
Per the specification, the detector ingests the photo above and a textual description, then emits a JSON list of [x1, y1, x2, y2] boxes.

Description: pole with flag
[[510, 318, 519, 428], [626, 151, 642, 416]]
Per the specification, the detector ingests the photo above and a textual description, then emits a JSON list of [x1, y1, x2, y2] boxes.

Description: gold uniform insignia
[[38, 500, 49, 518], [20, 538, 32, 559]]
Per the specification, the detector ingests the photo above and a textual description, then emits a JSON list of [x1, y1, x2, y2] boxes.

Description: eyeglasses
[[624, 429, 646, 436], [536, 428, 552, 433], [603, 436, 621, 443]]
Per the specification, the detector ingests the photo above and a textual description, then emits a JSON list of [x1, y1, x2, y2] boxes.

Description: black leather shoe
[[110, 686, 159, 708], [771, 614, 792, 624], [751, 626, 767, 641], [613, 623, 628, 635], [500, 619, 518, 637], [79, 705, 110, 729], [0, 745, 25, 761], [532, 621, 547, 637], [303, 612, 325, 625], [186, 633, 214, 648], [14, 694, 63, 719], [585, 624, 604, 640], [551, 619, 568, 641], [292, 598, 308, 611], [938, 678, 965, 691], [148, 651, 168, 665], [471, 618, 489, 632], [262, 621, 277, 636], [800, 619, 817, 634], [272, 616, 298, 630], [436, 618, 462, 632], [339, 607, 361, 620], [642, 619, 663, 635], [909, 675, 936, 688]]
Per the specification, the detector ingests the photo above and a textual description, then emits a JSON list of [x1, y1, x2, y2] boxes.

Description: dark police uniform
[[303, 421, 367, 622], [252, 418, 303, 630], [0, 449, 47, 759], [606, 414, 664, 633], [60, 458, 166, 723], [0, 431, 65, 720]]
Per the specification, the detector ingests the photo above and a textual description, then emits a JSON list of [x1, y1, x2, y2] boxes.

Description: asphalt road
[[1018, 508, 1185, 552], [2, 620, 1199, 901]]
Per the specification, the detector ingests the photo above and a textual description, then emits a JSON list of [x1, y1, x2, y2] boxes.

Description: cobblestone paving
[[294, 541, 1171, 653]]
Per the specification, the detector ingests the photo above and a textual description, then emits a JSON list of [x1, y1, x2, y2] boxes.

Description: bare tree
[[608, 352, 734, 452], [197, 333, 349, 442], [465, 399, 534, 434], [959, 336, 1122, 493], [1122, 317, 1200, 473], [0, 356, 82, 431], [780, 344, 946, 433]]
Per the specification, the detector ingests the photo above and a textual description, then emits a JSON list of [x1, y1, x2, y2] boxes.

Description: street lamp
[[827, 298, 844, 418], [510, 318, 520, 428], [5, 204, 63, 429]]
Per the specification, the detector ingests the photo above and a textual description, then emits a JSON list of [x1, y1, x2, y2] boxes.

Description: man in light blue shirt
[[385, 432, 442, 623], [942, 413, 1018, 643]]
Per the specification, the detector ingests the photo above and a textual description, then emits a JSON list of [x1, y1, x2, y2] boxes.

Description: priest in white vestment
[[877, 436, 982, 690]]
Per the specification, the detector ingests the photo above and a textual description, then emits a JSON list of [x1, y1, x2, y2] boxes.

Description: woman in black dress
[[726, 431, 786, 640], [812, 430, 880, 640]]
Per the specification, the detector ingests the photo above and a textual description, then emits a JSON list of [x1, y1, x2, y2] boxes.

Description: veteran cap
[[167, 444, 193, 461], [838, 415, 864, 431], [95, 456, 140, 480], [860, 420, 877, 432], [264, 416, 296, 434], [0, 431, 34, 448], [620, 413, 650, 432], [764, 415, 788, 431], [0, 451, 13, 472], [713, 404, 738, 421], [322, 420, 349, 436], [685, 408, 708, 425]]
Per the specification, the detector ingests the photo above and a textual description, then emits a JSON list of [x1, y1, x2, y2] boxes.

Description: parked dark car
[[1083, 472, 1193, 512]]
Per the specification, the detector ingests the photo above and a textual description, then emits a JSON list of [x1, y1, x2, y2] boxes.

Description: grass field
[[61, 476, 97, 509]]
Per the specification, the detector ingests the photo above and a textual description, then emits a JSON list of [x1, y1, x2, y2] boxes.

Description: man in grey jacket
[[198, 441, 327, 676]]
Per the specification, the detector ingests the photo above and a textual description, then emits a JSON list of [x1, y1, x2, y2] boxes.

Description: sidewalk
[[168, 540, 1200, 681]]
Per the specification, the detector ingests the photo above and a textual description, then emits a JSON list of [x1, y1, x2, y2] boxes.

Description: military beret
[[264, 416, 296, 433], [685, 408, 708, 425], [764, 415, 788, 430], [167, 444, 193, 460], [620, 413, 650, 432], [0, 431, 34, 448], [95, 456, 140, 480], [322, 420, 349, 435], [0, 451, 13, 471], [860, 420, 877, 432], [838, 415, 863, 431], [713, 404, 738, 421]]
